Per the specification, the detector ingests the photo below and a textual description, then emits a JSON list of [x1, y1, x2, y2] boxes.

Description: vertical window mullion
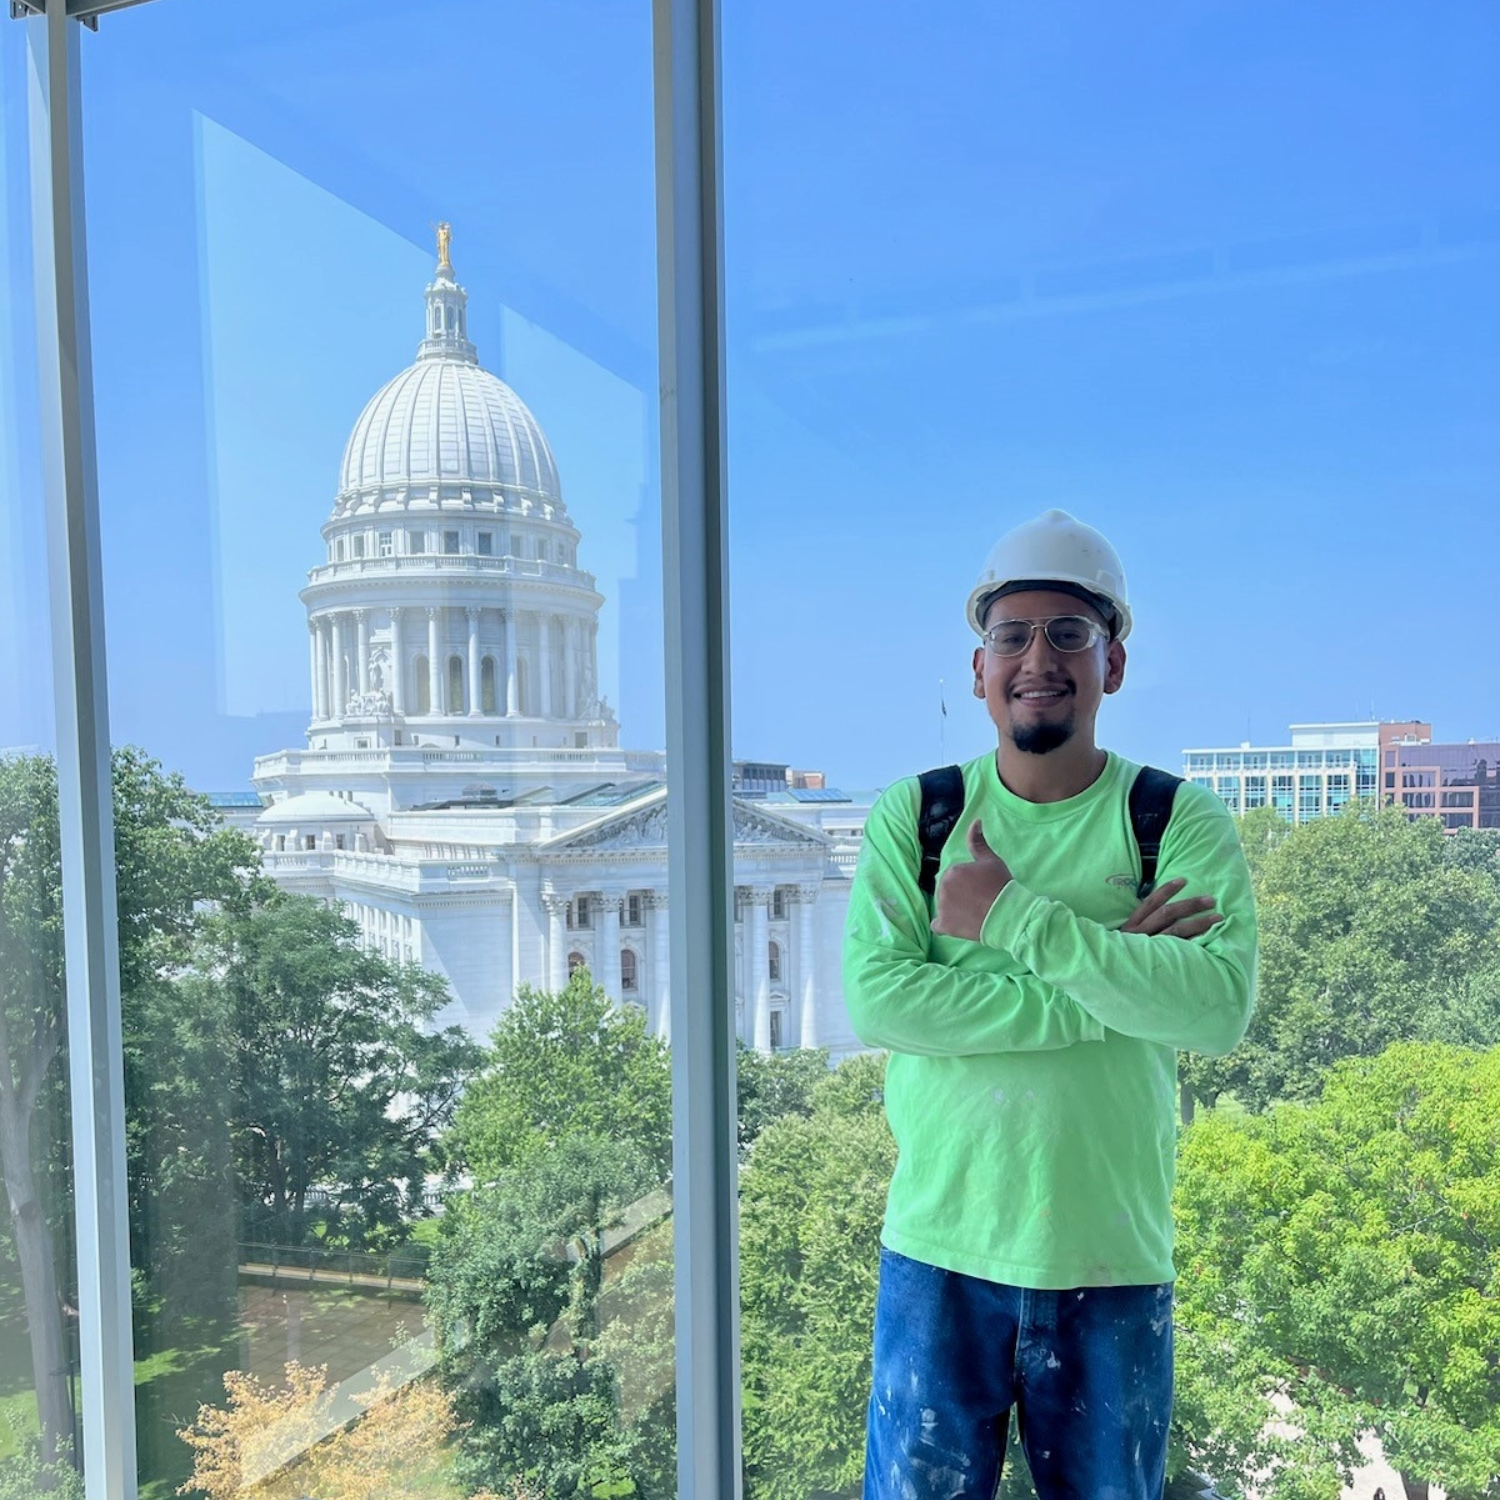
[[652, 0, 741, 1495], [27, 9, 139, 1500]]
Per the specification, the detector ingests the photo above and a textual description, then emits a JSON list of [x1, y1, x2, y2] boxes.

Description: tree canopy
[[735, 1042, 830, 1153], [1, 749, 262, 1467], [174, 889, 481, 1248], [454, 968, 672, 1180], [426, 1134, 669, 1499], [1173, 1042, 1500, 1500], [1183, 803, 1500, 1116], [738, 1051, 895, 1500]]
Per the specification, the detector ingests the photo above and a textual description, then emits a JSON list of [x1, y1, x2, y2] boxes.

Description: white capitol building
[[250, 234, 871, 1053]]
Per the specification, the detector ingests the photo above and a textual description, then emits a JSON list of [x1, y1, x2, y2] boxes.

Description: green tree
[[739, 1051, 894, 1500], [1173, 1043, 1500, 1500], [0, 1433, 83, 1500], [1235, 804, 1292, 883], [0, 749, 260, 1470], [176, 889, 481, 1247], [1444, 827, 1500, 887], [426, 1135, 670, 1499], [735, 1042, 830, 1151], [1177, 805, 1292, 1123], [1211, 804, 1500, 1113], [454, 968, 671, 1180], [0, 754, 72, 1473]]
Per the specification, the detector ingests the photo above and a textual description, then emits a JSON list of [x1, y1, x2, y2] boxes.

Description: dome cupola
[[417, 222, 477, 364], [333, 227, 562, 508]]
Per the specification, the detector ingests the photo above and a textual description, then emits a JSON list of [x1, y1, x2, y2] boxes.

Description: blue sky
[[3, 1, 1498, 792]]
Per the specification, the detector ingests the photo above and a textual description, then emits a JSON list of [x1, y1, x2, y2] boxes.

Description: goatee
[[1013, 719, 1074, 755]]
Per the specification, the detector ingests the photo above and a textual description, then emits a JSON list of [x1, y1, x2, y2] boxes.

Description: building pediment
[[539, 789, 828, 859]]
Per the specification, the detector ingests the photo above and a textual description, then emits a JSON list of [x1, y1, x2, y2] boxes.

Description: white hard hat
[[966, 509, 1132, 641]]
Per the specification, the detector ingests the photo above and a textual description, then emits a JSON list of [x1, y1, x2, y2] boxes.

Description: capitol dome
[[296, 227, 614, 760], [333, 235, 561, 509], [339, 360, 560, 500]]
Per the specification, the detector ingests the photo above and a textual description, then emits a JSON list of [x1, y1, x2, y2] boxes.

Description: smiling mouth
[[1014, 687, 1071, 704]]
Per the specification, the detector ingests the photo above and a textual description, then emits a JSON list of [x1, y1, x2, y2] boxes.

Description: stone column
[[563, 616, 578, 719], [427, 608, 442, 715], [539, 615, 554, 718], [503, 607, 519, 716], [354, 609, 370, 696], [598, 892, 623, 1002], [466, 607, 482, 716], [750, 885, 773, 1052], [390, 608, 405, 714], [319, 620, 333, 720], [649, 891, 670, 1042], [543, 892, 569, 992], [308, 623, 323, 720], [330, 613, 347, 718], [797, 882, 821, 1049]]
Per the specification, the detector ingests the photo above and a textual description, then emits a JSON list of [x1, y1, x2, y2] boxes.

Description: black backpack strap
[[1129, 766, 1185, 899], [917, 765, 965, 895]]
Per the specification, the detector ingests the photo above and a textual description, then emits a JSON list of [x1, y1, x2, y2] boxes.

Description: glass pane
[[726, 6, 1500, 1499], [82, 5, 670, 1496], [0, 25, 84, 1500]]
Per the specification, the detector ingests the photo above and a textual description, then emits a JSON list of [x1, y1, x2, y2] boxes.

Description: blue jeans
[[863, 1248, 1174, 1500]]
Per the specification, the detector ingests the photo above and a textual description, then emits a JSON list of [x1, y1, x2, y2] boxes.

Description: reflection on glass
[[726, 5, 1500, 1499], [84, 5, 674, 1495], [1, 28, 83, 1499]]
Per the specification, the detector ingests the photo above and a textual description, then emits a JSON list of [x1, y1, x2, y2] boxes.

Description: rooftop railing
[[305, 554, 597, 591]]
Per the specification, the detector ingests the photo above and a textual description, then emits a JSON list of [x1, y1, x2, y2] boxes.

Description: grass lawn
[[135, 1284, 426, 1500]]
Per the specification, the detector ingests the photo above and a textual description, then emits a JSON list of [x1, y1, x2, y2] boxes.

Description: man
[[844, 509, 1258, 1500]]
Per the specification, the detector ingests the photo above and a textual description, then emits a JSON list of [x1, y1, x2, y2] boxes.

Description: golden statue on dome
[[435, 221, 453, 272]]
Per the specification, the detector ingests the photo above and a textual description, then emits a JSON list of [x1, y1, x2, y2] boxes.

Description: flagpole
[[939, 677, 946, 764]]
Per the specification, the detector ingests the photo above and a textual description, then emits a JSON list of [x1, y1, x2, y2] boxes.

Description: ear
[[1103, 640, 1127, 696], [972, 646, 986, 696]]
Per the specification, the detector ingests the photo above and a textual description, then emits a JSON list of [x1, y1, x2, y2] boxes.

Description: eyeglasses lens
[[986, 617, 1096, 656], [1044, 618, 1095, 651], [987, 623, 1036, 656]]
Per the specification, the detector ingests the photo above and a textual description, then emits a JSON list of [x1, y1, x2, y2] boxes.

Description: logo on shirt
[[1106, 873, 1138, 889]]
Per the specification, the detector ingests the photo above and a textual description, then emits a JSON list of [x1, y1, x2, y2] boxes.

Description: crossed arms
[[841, 778, 1258, 1060]]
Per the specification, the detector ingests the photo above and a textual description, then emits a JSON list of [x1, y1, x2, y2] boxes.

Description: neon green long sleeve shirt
[[843, 749, 1257, 1289]]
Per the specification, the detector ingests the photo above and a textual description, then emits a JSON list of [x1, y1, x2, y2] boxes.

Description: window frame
[[25, 3, 741, 1497]]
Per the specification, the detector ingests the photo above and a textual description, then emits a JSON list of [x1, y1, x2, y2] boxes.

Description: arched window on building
[[568, 951, 587, 977], [621, 949, 639, 993], [414, 655, 430, 714], [517, 655, 531, 716], [448, 655, 465, 714], [768, 941, 782, 983], [481, 656, 497, 714]]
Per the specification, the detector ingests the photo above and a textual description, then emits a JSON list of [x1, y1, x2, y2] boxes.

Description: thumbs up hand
[[930, 820, 1013, 941]]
